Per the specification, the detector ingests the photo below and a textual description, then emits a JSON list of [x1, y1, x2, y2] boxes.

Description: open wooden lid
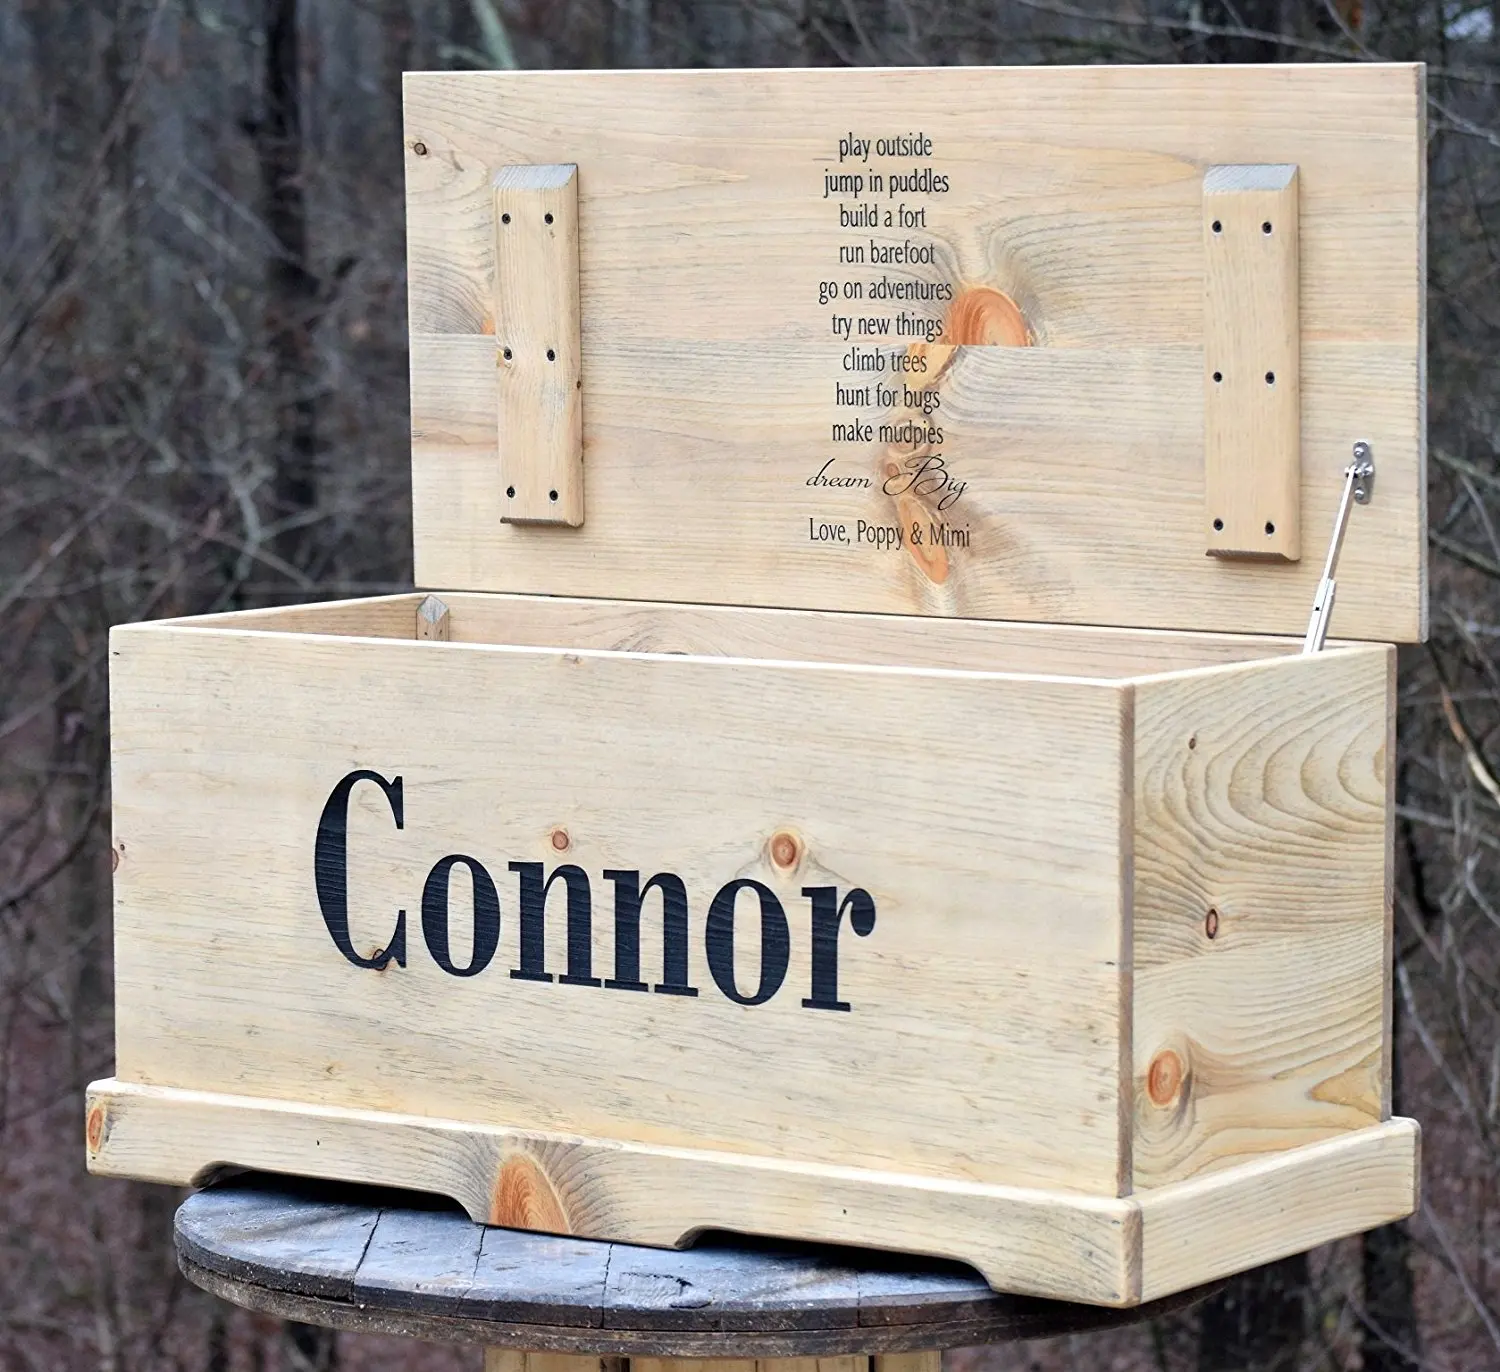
[[403, 63, 1426, 642]]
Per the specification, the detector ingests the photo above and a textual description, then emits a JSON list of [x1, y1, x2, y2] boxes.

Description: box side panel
[[440, 593, 1304, 679], [110, 628, 1130, 1195], [150, 595, 423, 637], [118, 591, 1308, 676], [1130, 646, 1391, 1188], [404, 64, 1423, 641]]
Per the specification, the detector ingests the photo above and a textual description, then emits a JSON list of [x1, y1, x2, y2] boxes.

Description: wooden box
[[88, 64, 1425, 1308]]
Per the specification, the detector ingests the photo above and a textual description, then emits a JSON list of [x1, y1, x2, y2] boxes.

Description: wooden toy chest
[[88, 64, 1425, 1309]]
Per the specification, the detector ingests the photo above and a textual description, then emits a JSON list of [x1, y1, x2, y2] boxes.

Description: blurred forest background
[[1, 1, 1497, 1369]]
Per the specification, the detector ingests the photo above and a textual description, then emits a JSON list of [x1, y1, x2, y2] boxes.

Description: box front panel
[[110, 626, 1130, 1195]]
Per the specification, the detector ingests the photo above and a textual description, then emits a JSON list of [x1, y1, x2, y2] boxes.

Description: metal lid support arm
[[1302, 443, 1376, 654]]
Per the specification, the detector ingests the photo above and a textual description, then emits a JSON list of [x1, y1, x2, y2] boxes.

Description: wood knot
[[943, 286, 1033, 347], [85, 1105, 105, 1152], [768, 829, 802, 873], [490, 1154, 569, 1234], [897, 491, 950, 584], [550, 827, 571, 853], [1147, 1050, 1185, 1108], [1204, 907, 1220, 940]]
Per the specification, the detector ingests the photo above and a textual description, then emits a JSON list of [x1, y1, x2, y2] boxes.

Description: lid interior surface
[[404, 63, 1426, 643]]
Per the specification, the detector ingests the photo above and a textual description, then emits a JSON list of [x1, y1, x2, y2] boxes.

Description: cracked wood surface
[[174, 1178, 1216, 1355]]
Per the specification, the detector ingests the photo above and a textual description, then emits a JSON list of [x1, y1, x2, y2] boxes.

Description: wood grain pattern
[[103, 590, 1412, 1299], [180, 1252, 1217, 1354], [1203, 165, 1301, 560], [494, 1154, 571, 1232], [145, 594, 424, 638], [494, 165, 584, 526], [108, 620, 1132, 1195], [90, 1078, 1140, 1305], [631, 1359, 861, 1372], [185, 1247, 1215, 1356], [872, 1354, 939, 1372], [176, 1175, 1158, 1342], [1135, 1117, 1418, 1302], [403, 65, 1425, 641], [174, 1182, 382, 1301], [88, 1076, 1418, 1308], [147, 590, 1314, 678], [357, 1209, 484, 1307], [487, 1353, 619, 1372], [630, 1358, 750, 1372], [599, 1248, 858, 1333], [1130, 648, 1393, 1188], [435, 593, 1308, 679]]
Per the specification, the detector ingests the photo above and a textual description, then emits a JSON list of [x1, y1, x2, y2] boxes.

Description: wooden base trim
[[1135, 1115, 1420, 1302], [86, 1079, 1416, 1309]]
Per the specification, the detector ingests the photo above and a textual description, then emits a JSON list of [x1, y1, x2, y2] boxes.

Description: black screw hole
[[1211, 220, 1222, 234], [1188, 735, 1198, 751], [1212, 370, 1223, 383], [544, 212, 554, 224], [1265, 521, 1276, 536], [501, 212, 511, 224], [1262, 220, 1273, 234], [506, 486, 515, 498], [546, 349, 556, 361], [1265, 371, 1276, 385], [549, 489, 559, 502], [1213, 518, 1224, 532], [412, 141, 428, 157], [503, 347, 512, 360]]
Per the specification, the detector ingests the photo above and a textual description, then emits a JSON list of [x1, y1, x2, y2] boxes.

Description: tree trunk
[[1359, 797, 1425, 1372], [258, 0, 319, 576], [1201, 0, 1285, 61], [613, 0, 651, 66], [1197, 1254, 1309, 1372], [1363, 1217, 1421, 1371]]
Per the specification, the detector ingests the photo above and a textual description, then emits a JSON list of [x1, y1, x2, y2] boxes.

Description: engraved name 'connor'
[[313, 770, 879, 1011]]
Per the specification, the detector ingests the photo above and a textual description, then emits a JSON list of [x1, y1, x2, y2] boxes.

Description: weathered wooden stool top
[[175, 1178, 1216, 1357]]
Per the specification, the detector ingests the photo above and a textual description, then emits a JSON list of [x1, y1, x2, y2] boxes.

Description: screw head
[[1352, 442, 1375, 504]]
